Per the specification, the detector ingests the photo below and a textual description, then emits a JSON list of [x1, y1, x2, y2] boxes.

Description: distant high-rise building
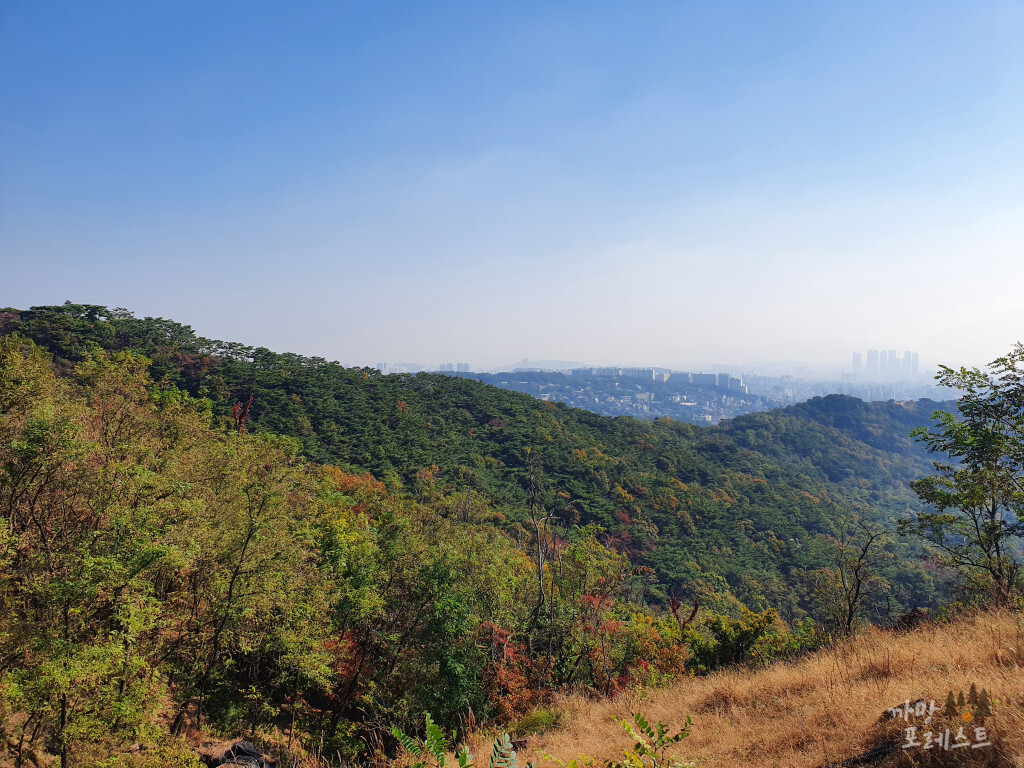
[[911, 352, 919, 375], [852, 352, 862, 374], [724, 376, 747, 393], [887, 350, 898, 380], [456, 362, 469, 372], [902, 351, 912, 379], [867, 349, 879, 379]]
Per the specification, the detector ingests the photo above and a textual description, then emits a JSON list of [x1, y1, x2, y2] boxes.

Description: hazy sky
[[2, 1, 1023, 371]]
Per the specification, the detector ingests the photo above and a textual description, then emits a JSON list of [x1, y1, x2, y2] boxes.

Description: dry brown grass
[[524, 610, 1024, 768]]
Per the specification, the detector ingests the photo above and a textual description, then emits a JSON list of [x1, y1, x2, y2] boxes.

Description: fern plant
[[392, 713, 537, 768], [605, 712, 695, 768], [392, 713, 474, 768]]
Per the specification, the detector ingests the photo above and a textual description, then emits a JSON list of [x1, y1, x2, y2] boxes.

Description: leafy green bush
[[394, 711, 698, 768], [752, 616, 829, 664], [682, 608, 776, 674], [605, 712, 698, 768], [95, 738, 205, 768]]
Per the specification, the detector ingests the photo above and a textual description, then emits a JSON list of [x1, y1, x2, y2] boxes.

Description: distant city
[[371, 350, 953, 425]]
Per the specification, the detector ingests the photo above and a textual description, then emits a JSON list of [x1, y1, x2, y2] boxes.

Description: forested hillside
[[3, 336, 660, 763], [1, 305, 953, 618], [0, 304, 965, 764], [722, 396, 943, 516]]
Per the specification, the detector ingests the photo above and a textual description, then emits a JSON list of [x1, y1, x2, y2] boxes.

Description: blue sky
[[2, 1, 1022, 371]]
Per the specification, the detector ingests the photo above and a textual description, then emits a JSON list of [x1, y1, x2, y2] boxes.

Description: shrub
[[752, 616, 829, 664], [605, 712, 698, 768], [511, 708, 560, 736], [682, 608, 776, 674]]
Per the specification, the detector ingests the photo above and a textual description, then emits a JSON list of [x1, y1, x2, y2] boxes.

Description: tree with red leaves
[[232, 393, 253, 434]]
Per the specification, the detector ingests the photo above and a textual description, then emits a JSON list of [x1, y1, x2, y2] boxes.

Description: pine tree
[[976, 689, 992, 722], [943, 691, 958, 718]]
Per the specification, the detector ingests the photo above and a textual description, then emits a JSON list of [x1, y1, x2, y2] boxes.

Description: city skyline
[[376, 349, 940, 380], [852, 348, 923, 381]]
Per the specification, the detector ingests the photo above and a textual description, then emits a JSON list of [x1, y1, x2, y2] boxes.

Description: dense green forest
[[0, 305, 951, 613], [0, 304, 959, 764]]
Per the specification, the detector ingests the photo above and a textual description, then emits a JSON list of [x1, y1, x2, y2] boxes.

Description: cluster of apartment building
[[376, 362, 471, 373], [850, 350, 920, 382], [568, 367, 749, 394]]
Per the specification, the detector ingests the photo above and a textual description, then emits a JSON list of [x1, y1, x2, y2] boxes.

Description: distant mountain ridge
[[500, 357, 590, 371]]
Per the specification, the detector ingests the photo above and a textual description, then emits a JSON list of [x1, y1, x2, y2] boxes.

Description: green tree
[[0, 339, 338, 763], [682, 608, 776, 674], [802, 512, 891, 635], [901, 344, 1024, 605], [0, 340, 177, 764]]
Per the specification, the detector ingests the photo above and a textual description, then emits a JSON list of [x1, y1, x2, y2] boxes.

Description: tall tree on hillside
[[803, 512, 891, 634], [900, 344, 1024, 605]]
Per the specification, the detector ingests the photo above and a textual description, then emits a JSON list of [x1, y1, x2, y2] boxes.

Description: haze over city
[[2, 1, 1022, 371]]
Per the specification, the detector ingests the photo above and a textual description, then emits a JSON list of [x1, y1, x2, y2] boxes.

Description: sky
[[2, 1, 1023, 372]]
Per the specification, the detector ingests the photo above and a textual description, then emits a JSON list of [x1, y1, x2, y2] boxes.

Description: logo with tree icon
[[941, 683, 992, 724]]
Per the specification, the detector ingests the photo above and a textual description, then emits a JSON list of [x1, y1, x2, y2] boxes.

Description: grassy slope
[[523, 610, 1024, 767]]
